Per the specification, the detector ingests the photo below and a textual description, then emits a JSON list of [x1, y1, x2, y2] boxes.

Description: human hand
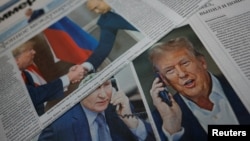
[[110, 91, 138, 128], [67, 65, 85, 83], [150, 77, 182, 134], [110, 91, 131, 115]]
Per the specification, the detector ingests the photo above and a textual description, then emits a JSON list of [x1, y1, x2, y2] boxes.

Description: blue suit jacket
[[86, 11, 137, 69], [153, 75, 250, 141], [23, 71, 64, 116], [38, 104, 155, 141], [28, 9, 45, 23]]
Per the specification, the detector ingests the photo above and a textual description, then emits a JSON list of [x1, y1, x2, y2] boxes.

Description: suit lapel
[[23, 71, 35, 86], [105, 105, 120, 140], [174, 94, 207, 140], [105, 105, 137, 141], [72, 104, 92, 141], [218, 76, 250, 124]]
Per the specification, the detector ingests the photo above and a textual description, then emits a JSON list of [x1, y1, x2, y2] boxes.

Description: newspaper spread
[[1, 0, 249, 141], [188, 0, 250, 111]]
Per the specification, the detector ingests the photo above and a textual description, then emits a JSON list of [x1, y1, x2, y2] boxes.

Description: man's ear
[[159, 73, 170, 86], [198, 56, 208, 70], [154, 66, 170, 86]]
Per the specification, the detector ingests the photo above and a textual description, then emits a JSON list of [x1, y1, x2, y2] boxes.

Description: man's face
[[15, 43, 36, 70], [155, 48, 211, 100], [81, 80, 112, 112], [87, 0, 111, 14], [25, 9, 33, 17]]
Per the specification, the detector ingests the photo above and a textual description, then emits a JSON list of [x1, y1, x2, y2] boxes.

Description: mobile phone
[[111, 77, 119, 91], [155, 72, 172, 106], [110, 77, 122, 110]]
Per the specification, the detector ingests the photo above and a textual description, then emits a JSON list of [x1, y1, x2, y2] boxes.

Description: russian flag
[[43, 17, 98, 64]]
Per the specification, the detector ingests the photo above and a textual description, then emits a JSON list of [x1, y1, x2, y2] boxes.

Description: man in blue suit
[[148, 37, 250, 141], [13, 40, 84, 116], [82, 0, 138, 72], [38, 75, 155, 141]]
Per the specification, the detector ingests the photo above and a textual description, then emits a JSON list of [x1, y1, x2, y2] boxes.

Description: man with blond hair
[[13, 40, 84, 116], [149, 37, 250, 141]]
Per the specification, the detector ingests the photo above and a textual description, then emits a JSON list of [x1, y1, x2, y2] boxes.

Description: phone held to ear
[[111, 78, 122, 111], [155, 73, 172, 107], [111, 78, 148, 119]]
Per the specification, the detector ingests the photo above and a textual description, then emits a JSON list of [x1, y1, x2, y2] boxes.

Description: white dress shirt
[[81, 104, 147, 141], [163, 74, 239, 141]]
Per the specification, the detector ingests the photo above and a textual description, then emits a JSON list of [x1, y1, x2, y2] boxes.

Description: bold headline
[[199, 0, 245, 16], [0, 0, 37, 23]]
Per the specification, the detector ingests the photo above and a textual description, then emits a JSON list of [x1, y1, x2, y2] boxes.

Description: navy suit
[[23, 71, 64, 116], [153, 75, 250, 141], [86, 11, 137, 69], [38, 103, 155, 141]]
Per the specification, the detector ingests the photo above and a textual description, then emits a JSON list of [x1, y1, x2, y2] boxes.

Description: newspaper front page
[[7, 0, 250, 140], [0, 0, 86, 50], [188, 0, 250, 111], [1, 0, 87, 140], [132, 0, 250, 140]]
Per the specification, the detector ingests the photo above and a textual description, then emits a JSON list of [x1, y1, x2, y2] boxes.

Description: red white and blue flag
[[43, 17, 98, 64]]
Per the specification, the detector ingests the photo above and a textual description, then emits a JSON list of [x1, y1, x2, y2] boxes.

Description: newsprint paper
[[1, 0, 249, 141]]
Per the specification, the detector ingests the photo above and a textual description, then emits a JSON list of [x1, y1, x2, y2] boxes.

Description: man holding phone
[[38, 74, 155, 141], [148, 37, 250, 141]]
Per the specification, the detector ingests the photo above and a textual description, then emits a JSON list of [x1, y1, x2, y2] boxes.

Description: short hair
[[148, 37, 203, 65], [12, 40, 35, 58]]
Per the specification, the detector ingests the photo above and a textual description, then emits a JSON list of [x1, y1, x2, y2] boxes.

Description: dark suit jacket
[[23, 71, 64, 116], [86, 11, 137, 69], [153, 75, 250, 141], [38, 103, 155, 141]]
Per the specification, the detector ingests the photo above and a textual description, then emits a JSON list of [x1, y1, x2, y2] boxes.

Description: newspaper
[[105, 0, 208, 40], [131, 0, 250, 140], [0, 0, 88, 140], [188, 0, 250, 111], [0, 0, 85, 50], [2, 0, 249, 141]]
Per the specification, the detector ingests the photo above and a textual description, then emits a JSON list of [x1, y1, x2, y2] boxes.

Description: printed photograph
[[11, 0, 144, 117], [33, 63, 156, 141], [132, 24, 250, 141], [0, 0, 70, 43]]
